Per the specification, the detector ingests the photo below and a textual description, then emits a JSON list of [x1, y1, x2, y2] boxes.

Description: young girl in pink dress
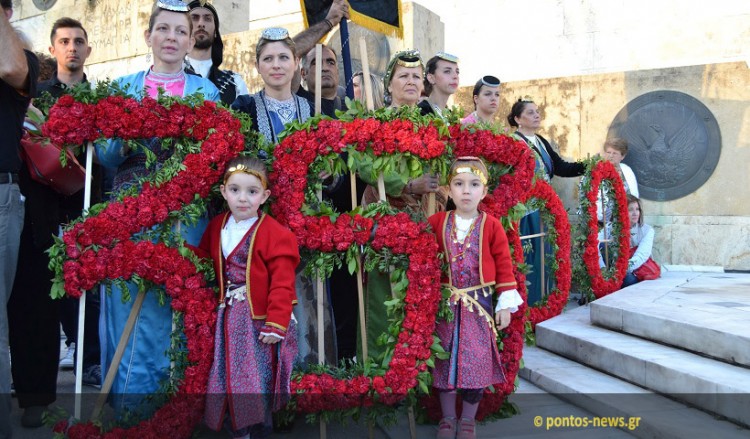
[[199, 157, 300, 439], [428, 157, 524, 439]]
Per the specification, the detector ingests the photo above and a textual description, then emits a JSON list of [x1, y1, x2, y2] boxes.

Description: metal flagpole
[[74, 141, 94, 419], [339, 20, 354, 99]]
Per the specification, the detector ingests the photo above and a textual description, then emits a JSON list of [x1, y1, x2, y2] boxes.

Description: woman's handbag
[[20, 131, 85, 196], [630, 247, 661, 281]]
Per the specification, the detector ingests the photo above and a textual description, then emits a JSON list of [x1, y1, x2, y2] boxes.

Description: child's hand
[[258, 334, 281, 344], [495, 308, 511, 330]]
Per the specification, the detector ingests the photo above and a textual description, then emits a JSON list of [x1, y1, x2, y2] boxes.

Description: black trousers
[[324, 172, 366, 361], [8, 209, 59, 408]]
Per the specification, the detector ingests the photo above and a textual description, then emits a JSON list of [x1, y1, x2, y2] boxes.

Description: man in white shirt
[[185, 0, 249, 106]]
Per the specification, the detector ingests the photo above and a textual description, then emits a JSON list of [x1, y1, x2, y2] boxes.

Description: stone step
[[521, 346, 750, 439], [590, 272, 750, 367], [535, 305, 750, 428]]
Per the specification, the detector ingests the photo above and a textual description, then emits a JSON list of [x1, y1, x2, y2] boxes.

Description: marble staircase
[[520, 271, 750, 439]]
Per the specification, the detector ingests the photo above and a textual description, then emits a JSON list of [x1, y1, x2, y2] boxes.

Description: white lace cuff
[[259, 331, 284, 341], [494, 289, 523, 313]]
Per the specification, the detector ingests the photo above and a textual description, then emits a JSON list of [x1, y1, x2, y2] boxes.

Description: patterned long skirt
[[432, 298, 505, 390], [205, 302, 297, 434]]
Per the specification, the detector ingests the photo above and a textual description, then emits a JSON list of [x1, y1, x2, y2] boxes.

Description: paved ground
[[16, 269, 747, 438], [9, 375, 636, 439]]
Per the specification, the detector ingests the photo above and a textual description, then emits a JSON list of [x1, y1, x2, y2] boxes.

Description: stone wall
[[9, 0, 749, 269], [451, 62, 750, 270]]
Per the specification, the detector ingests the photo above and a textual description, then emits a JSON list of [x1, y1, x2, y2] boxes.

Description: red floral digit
[[45, 95, 245, 438], [270, 119, 445, 409]]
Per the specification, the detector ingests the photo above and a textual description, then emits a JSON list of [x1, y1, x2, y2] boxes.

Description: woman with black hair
[[507, 99, 585, 305], [462, 75, 501, 125]]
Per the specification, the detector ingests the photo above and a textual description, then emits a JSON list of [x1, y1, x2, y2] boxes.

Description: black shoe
[[81, 364, 102, 389], [21, 406, 47, 428]]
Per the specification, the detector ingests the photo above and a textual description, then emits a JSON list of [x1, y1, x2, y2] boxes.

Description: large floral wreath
[[517, 179, 572, 329], [575, 159, 630, 298]]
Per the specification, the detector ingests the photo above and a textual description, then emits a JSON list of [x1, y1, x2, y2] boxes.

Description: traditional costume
[[96, 61, 220, 414], [231, 29, 335, 366], [460, 112, 480, 125], [231, 91, 313, 144], [200, 211, 299, 436], [428, 211, 523, 393], [185, 1, 250, 106]]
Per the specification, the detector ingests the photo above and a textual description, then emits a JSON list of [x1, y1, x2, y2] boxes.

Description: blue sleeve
[[96, 138, 128, 169], [205, 82, 220, 102]]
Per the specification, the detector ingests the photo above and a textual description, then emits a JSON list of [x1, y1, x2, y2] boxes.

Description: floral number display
[[47, 94, 539, 432], [45, 94, 245, 438]]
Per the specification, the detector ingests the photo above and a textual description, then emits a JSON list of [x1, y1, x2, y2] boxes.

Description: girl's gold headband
[[223, 164, 267, 188], [450, 156, 488, 185]]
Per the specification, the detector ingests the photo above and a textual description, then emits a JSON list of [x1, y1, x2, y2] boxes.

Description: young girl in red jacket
[[428, 157, 524, 439], [199, 156, 300, 439]]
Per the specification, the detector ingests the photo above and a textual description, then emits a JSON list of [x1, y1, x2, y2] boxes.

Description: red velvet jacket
[[428, 211, 517, 293], [198, 212, 300, 335]]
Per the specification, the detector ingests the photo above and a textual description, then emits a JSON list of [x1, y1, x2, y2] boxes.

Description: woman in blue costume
[[506, 99, 584, 306], [95, 0, 219, 415], [231, 29, 340, 368]]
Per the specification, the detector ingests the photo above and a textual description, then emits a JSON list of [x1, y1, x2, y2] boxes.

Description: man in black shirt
[[0, 1, 39, 436], [185, 1, 249, 106], [33, 17, 103, 393], [38, 17, 91, 97], [298, 44, 346, 117]]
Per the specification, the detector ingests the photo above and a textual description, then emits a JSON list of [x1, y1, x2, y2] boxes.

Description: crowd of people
[[0, 0, 657, 438]]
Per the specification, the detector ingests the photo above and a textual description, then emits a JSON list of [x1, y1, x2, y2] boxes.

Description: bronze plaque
[[607, 90, 721, 201], [33, 0, 57, 10]]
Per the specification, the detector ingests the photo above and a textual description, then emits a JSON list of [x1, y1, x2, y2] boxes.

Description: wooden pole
[[315, 44, 322, 116], [540, 220, 546, 297], [357, 38, 377, 439], [359, 38, 374, 111], [355, 37, 376, 364], [427, 192, 436, 216], [316, 187, 326, 363], [377, 175, 386, 202], [91, 290, 147, 420], [314, 44, 326, 439]]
